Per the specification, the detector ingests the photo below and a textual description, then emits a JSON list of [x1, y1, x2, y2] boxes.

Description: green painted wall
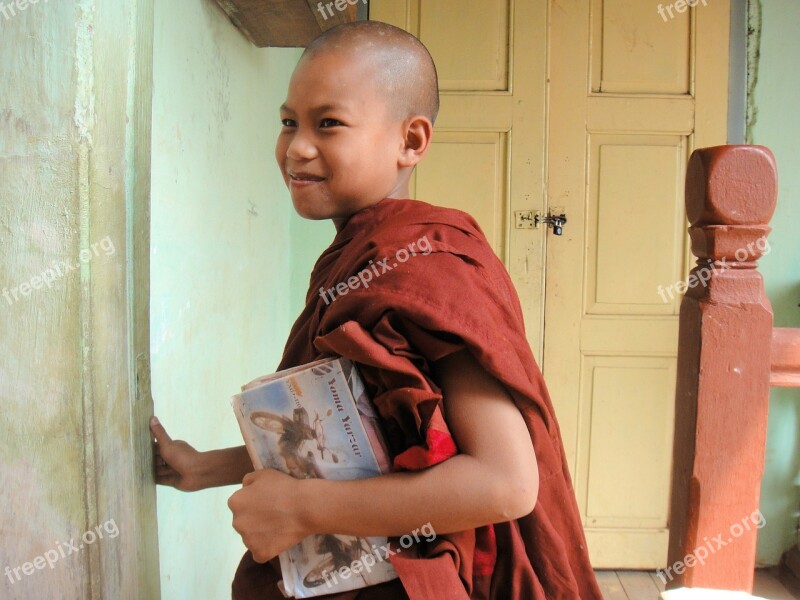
[[149, 1, 313, 597], [749, 0, 800, 566], [289, 212, 335, 311]]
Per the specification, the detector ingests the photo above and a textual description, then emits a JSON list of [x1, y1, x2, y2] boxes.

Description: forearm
[[228, 351, 541, 563], [301, 453, 537, 538], [199, 445, 254, 488], [299, 351, 539, 539]]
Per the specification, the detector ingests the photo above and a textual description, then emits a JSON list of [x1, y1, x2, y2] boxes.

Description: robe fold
[[232, 198, 602, 600]]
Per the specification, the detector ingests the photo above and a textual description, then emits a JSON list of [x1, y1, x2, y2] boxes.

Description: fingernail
[[151, 416, 159, 426]]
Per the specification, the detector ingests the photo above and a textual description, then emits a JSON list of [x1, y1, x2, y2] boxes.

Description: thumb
[[150, 416, 172, 444]]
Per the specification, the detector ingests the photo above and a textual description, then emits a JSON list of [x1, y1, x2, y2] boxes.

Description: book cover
[[231, 357, 396, 598]]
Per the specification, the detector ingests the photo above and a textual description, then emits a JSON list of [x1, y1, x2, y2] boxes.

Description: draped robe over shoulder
[[232, 198, 602, 600]]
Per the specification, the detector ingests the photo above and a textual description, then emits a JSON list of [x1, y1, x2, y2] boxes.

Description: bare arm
[[228, 350, 539, 562], [151, 417, 253, 491]]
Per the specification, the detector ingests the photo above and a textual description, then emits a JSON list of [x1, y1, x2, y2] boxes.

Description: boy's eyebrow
[[313, 103, 350, 113], [279, 102, 351, 115]]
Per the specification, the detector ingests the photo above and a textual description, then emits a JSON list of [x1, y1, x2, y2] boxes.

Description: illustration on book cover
[[232, 358, 397, 597]]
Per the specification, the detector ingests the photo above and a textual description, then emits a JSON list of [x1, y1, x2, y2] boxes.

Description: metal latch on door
[[514, 208, 568, 235]]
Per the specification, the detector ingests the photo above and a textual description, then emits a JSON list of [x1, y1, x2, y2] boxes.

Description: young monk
[[150, 21, 603, 600]]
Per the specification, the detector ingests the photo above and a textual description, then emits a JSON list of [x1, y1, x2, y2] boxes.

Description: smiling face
[[275, 50, 418, 224]]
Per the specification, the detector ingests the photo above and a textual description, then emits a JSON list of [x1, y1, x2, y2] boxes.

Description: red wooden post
[[770, 328, 800, 387], [666, 145, 778, 591]]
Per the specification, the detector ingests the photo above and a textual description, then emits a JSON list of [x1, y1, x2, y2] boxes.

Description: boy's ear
[[398, 115, 433, 168]]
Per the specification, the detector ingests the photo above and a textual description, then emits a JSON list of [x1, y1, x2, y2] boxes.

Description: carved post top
[[686, 145, 777, 226], [685, 145, 778, 263]]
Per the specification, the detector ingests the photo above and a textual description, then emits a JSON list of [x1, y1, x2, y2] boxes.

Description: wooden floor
[[594, 568, 799, 600]]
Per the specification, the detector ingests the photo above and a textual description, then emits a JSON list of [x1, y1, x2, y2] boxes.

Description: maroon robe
[[233, 198, 602, 600]]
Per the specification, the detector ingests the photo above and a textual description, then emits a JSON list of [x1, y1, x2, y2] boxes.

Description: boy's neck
[[332, 180, 413, 232], [332, 198, 394, 232]]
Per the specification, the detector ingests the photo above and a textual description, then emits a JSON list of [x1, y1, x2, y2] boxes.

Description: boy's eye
[[281, 118, 296, 127], [319, 118, 342, 128]]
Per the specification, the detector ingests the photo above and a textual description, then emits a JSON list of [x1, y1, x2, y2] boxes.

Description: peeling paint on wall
[[745, 0, 761, 143], [73, 0, 95, 145]]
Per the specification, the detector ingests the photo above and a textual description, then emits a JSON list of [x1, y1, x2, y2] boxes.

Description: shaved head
[[301, 21, 440, 124]]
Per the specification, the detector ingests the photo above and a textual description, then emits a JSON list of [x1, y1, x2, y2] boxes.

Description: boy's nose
[[285, 133, 318, 161]]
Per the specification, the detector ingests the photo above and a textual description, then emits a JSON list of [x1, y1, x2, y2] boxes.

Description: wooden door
[[544, 0, 730, 567], [371, 0, 731, 568], [370, 0, 550, 357]]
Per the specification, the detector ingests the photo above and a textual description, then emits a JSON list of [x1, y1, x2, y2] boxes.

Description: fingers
[[242, 472, 257, 486], [149, 416, 172, 444], [227, 486, 284, 565], [154, 464, 179, 487], [155, 463, 174, 477], [152, 443, 170, 469], [152, 436, 179, 487]]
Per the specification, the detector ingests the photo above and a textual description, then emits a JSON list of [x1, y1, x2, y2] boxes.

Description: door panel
[[546, 0, 730, 567], [592, 0, 691, 94], [587, 135, 687, 315], [418, 1, 510, 91], [581, 357, 677, 527], [415, 132, 509, 255]]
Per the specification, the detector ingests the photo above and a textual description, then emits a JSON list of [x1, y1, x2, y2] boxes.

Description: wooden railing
[[666, 145, 800, 592]]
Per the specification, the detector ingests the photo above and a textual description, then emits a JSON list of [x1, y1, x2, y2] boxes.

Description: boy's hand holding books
[[151, 359, 399, 597], [152, 354, 540, 598], [228, 469, 310, 564], [227, 358, 399, 596]]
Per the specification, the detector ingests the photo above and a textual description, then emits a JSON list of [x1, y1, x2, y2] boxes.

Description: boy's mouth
[[288, 171, 325, 184]]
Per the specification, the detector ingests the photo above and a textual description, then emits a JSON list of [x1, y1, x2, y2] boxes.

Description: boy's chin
[[291, 197, 372, 221], [292, 202, 338, 221], [289, 197, 328, 221]]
